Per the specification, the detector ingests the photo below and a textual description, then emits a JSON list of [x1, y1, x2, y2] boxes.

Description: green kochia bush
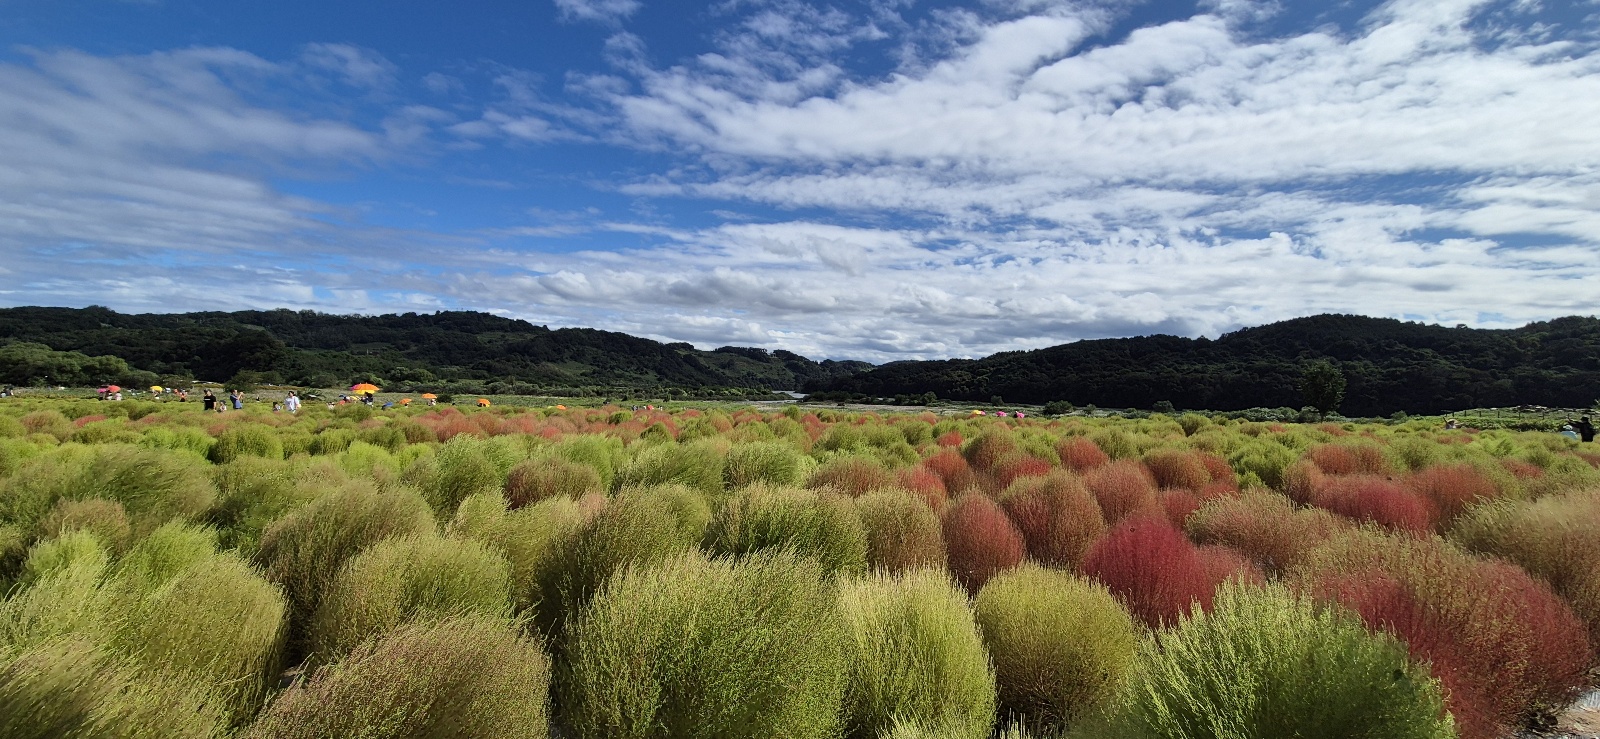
[[256, 482, 436, 654], [1096, 582, 1452, 739], [703, 484, 868, 577], [535, 489, 704, 639], [416, 436, 510, 517], [974, 565, 1138, 735], [614, 439, 727, 498], [837, 569, 997, 739], [210, 423, 285, 463], [449, 493, 589, 614], [247, 615, 550, 739], [0, 637, 229, 739], [112, 552, 287, 724], [723, 440, 807, 488], [309, 533, 511, 663], [855, 489, 946, 573], [562, 550, 847, 739]]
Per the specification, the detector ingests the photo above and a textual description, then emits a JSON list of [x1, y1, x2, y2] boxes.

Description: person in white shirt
[[285, 391, 301, 414]]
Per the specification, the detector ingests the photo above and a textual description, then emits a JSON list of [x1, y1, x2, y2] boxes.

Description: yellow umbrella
[[476, 398, 491, 407], [420, 393, 438, 400], [351, 383, 380, 394], [150, 386, 164, 393]]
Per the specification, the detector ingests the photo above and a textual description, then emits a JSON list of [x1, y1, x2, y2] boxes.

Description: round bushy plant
[[247, 616, 549, 739], [0, 637, 228, 739], [504, 458, 603, 508], [837, 569, 997, 739], [77, 445, 217, 537], [209, 456, 315, 555], [534, 488, 704, 639], [1099, 582, 1453, 739], [113, 553, 287, 723], [210, 423, 285, 463], [309, 533, 511, 663], [614, 439, 727, 498], [449, 493, 589, 614], [855, 489, 946, 573], [974, 565, 1138, 734], [36, 498, 131, 554], [256, 482, 436, 652], [999, 471, 1105, 569], [942, 494, 1025, 592], [808, 455, 896, 497], [724, 440, 807, 488], [561, 550, 847, 739], [704, 484, 868, 577], [418, 436, 508, 517]]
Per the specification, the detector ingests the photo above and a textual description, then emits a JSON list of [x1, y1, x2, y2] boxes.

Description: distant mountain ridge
[[817, 314, 1600, 415], [0, 306, 870, 393], [1, 307, 1596, 415]]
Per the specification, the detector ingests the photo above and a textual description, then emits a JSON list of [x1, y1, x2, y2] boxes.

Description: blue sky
[[1, 0, 1598, 361]]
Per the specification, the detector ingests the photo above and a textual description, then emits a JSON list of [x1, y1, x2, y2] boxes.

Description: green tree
[[1300, 360, 1346, 414]]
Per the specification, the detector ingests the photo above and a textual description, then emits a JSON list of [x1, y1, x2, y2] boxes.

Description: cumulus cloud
[[555, 0, 641, 24], [3, 1, 1599, 363]]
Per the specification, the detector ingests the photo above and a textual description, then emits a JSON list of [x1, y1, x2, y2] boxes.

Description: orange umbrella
[[106, 385, 122, 393], [476, 398, 491, 407], [351, 383, 380, 394], [420, 393, 438, 399], [399, 398, 412, 405], [555, 404, 567, 410]]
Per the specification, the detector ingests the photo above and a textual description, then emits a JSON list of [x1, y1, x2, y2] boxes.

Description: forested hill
[[816, 314, 1600, 416], [0, 306, 871, 393]]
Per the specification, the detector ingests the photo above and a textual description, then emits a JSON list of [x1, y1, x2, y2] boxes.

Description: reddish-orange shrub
[[1300, 534, 1593, 737], [942, 493, 1026, 592], [1281, 460, 1327, 505], [1186, 492, 1352, 574], [1143, 450, 1210, 492], [896, 467, 949, 511], [1195, 544, 1265, 587], [1083, 460, 1160, 525], [1499, 458, 1545, 480], [1307, 443, 1391, 476], [922, 449, 981, 497], [1314, 474, 1434, 534], [1404, 463, 1499, 529], [1079, 515, 1215, 629], [994, 456, 1053, 489], [935, 431, 964, 448], [807, 456, 894, 497], [1055, 437, 1109, 473], [1196, 453, 1238, 491], [1159, 488, 1202, 528], [999, 471, 1105, 569]]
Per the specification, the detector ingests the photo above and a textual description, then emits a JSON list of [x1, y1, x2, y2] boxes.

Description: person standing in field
[[202, 390, 216, 411], [1571, 415, 1596, 443], [230, 389, 243, 410], [285, 391, 301, 414]]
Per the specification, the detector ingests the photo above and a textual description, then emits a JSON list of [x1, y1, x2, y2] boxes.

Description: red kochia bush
[[935, 431, 964, 448], [1055, 437, 1109, 473], [1186, 492, 1352, 574], [999, 471, 1105, 569], [922, 449, 981, 497], [1311, 557, 1593, 739], [1307, 443, 1391, 475], [1143, 450, 1211, 492], [1083, 460, 1160, 525], [994, 456, 1053, 489], [1196, 453, 1238, 492], [1195, 544, 1265, 587], [1158, 488, 1202, 528], [942, 493, 1026, 592], [1405, 463, 1499, 529], [896, 467, 949, 511], [1314, 474, 1434, 534], [1281, 460, 1326, 505], [1079, 516, 1216, 629]]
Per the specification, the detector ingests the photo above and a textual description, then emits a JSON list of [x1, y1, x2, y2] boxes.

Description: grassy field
[[1, 394, 1597, 738]]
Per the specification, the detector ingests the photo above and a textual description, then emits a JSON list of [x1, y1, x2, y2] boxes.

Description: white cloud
[[556, 0, 642, 24], [300, 43, 399, 88]]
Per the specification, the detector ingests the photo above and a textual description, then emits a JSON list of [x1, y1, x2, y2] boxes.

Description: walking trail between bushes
[[1518, 690, 1600, 738]]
